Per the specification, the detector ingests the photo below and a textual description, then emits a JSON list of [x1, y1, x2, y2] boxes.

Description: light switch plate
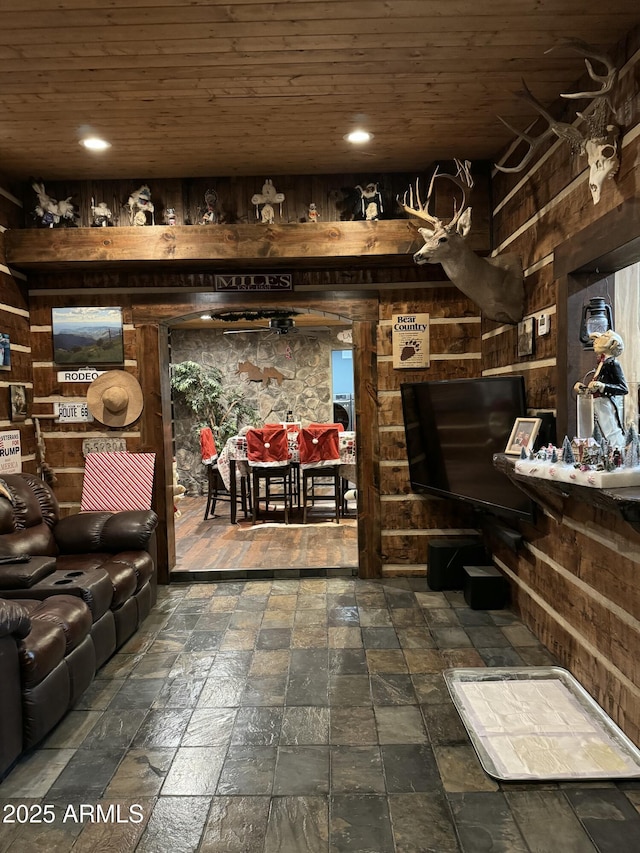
[[538, 314, 550, 336]]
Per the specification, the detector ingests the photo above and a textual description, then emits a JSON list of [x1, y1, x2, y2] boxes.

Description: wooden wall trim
[[554, 197, 640, 278], [352, 319, 381, 579], [137, 323, 175, 583]]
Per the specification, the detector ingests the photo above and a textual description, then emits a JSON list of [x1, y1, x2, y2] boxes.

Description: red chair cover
[[200, 427, 218, 464], [298, 426, 341, 468], [308, 422, 345, 432], [246, 426, 290, 466]]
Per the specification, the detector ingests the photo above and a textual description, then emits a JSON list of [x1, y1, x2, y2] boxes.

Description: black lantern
[[579, 297, 613, 349]]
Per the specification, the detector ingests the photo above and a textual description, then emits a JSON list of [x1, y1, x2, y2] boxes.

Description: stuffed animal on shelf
[[251, 179, 285, 224], [91, 200, 113, 227], [32, 181, 78, 228], [355, 182, 383, 220], [126, 184, 155, 226], [199, 188, 219, 225], [172, 459, 186, 517]]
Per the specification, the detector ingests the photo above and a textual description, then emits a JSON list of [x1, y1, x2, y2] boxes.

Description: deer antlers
[[495, 39, 618, 176], [495, 81, 584, 173], [398, 159, 474, 230], [548, 38, 617, 100]]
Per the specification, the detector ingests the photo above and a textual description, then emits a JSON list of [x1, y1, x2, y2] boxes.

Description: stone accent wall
[[171, 326, 351, 494]]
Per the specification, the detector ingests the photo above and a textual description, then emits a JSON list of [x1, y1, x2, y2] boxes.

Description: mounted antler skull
[[496, 39, 620, 205], [399, 160, 524, 324]]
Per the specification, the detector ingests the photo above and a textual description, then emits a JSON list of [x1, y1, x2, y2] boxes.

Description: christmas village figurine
[[32, 181, 78, 228], [90, 199, 113, 227], [573, 329, 628, 449], [164, 208, 177, 226], [307, 203, 320, 223], [198, 188, 219, 225], [515, 423, 640, 488], [251, 179, 285, 224], [126, 184, 154, 226]]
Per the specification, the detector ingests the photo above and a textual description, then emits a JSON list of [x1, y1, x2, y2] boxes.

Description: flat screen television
[[401, 376, 534, 522]]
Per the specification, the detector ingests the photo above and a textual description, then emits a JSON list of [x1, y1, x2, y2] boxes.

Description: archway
[[136, 293, 381, 581]]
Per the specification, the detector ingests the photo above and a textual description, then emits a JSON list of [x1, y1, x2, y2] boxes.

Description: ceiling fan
[[223, 317, 299, 336]]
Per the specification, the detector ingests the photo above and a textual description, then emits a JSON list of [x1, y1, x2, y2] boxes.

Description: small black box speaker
[[463, 565, 508, 610], [427, 538, 487, 591]]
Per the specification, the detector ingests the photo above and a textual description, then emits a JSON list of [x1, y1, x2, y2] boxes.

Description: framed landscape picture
[[52, 307, 124, 365]]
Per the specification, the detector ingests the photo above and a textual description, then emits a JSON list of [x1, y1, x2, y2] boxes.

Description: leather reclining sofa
[[0, 472, 158, 780]]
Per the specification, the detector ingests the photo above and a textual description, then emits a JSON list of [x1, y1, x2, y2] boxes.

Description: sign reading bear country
[[392, 313, 430, 369]]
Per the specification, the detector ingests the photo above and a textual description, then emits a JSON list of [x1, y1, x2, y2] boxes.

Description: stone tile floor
[[0, 576, 639, 852]]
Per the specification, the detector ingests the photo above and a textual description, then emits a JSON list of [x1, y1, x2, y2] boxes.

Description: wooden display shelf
[[494, 453, 640, 532], [4, 220, 430, 271]]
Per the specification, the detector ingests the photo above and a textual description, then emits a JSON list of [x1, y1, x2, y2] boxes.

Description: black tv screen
[[401, 376, 534, 521]]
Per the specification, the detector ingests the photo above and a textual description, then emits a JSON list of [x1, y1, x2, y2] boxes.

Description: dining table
[[216, 428, 357, 523]]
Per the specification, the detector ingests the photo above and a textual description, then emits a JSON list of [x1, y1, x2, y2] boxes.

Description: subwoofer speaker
[[427, 538, 488, 591]]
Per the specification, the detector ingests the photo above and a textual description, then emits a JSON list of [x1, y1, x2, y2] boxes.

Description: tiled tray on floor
[[444, 667, 640, 781]]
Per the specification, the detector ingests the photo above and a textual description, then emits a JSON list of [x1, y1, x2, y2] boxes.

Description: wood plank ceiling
[[0, 1, 637, 181]]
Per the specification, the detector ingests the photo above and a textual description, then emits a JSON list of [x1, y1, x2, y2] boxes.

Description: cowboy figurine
[[574, 329, 628, 448]]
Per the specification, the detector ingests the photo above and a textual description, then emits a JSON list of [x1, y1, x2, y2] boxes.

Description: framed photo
[[52, 306, 124, 365], [505, 417, 542, 455], [517, 318, 534, 357], [10, 384, 27, 422], [0, 333, 11, 371]]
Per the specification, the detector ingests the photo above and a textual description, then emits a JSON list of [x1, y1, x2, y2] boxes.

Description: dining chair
[[298, 425, 341, 523], [308, 423, 355, 515], [246, 426, 292, 524], [203, 462, 252, 521], [201, 427, 251, 521]]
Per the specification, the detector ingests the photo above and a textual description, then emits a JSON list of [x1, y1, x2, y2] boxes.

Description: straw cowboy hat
[[86, 370, 144, 427]]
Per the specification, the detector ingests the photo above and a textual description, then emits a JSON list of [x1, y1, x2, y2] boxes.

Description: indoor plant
[[170, 360, 257, 450]]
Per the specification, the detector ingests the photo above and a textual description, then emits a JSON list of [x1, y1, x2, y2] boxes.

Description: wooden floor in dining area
[[172, 496, 358, 579]]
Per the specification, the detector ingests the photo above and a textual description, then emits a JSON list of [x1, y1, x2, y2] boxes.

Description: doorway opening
[[332, 348, 354, 430], [167, 307, 359, 579]]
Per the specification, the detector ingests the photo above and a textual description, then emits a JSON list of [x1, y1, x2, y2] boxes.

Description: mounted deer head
[[399, 160, 524, 324], [496, 39, 620, 204]]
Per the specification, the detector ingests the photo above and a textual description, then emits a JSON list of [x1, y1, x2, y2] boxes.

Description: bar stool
[[299, 426, 341, 523], [201, 426, 251, 521], [203, 462, 252, 521], [246, 426, 292, 524]]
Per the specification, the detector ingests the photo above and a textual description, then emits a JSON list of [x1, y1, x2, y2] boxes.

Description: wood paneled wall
[[489, 28, 640, 745], [377, 287, 483, 575], [23, 265, 493, 584], [29, 292, 142, 514], [19, 168, 491, 236], [0, 179, 36, 475]]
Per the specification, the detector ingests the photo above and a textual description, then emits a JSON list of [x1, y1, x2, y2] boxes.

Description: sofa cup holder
[[53, 579, 73, 585], [65, 571, 84, 577]]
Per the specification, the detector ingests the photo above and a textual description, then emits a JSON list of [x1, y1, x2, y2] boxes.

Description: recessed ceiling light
[[80, 137, 111, 151], [345, 130, 373, 144]]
